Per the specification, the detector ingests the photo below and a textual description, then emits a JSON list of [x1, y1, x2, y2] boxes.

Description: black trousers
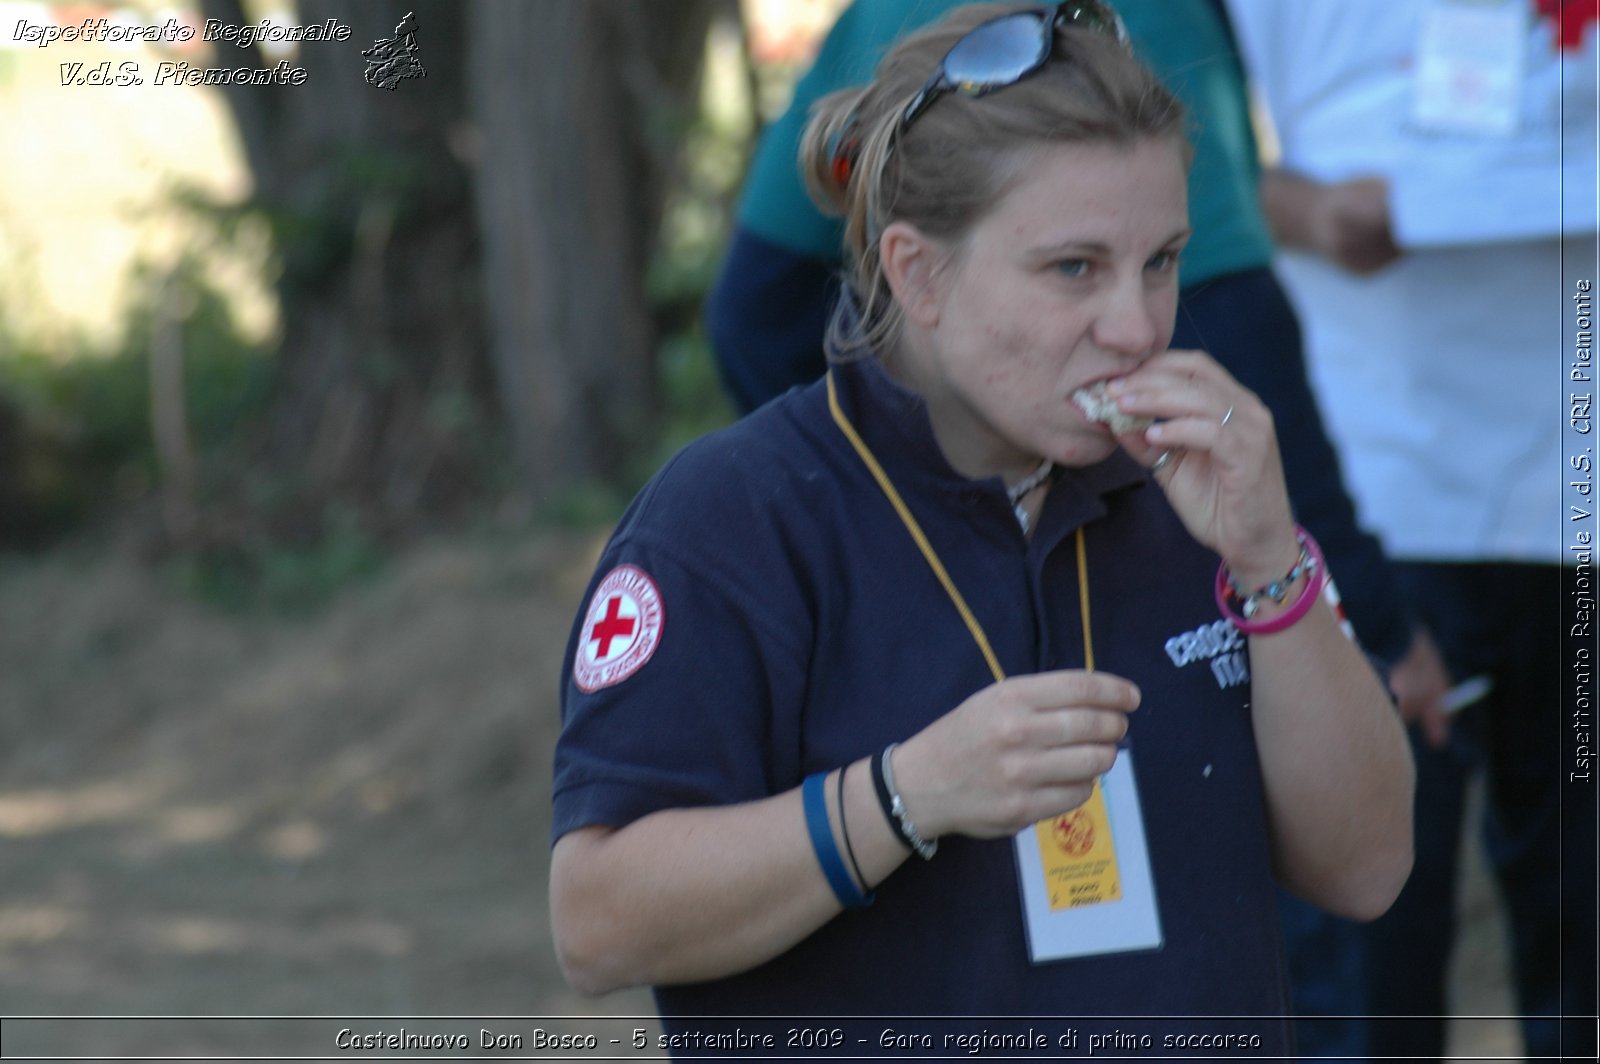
[[1365, 562, 1597, 1063]]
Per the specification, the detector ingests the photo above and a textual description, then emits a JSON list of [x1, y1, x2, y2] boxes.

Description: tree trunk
[[201, 0, 486, 539], [469, 0, 720, 495], [202, 0, 719, 536]]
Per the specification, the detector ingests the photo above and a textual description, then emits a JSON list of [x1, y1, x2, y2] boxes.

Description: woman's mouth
[[1071, 380, 1154, 434]]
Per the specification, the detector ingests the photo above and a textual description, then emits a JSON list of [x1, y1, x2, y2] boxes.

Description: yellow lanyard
[[826, 371, 1095, 678], [829, 372, 1129, 917]]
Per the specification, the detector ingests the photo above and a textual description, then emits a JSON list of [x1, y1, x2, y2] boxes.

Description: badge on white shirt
[[1410, 0, 1528, 136], [1014, 748, 1162, 963]]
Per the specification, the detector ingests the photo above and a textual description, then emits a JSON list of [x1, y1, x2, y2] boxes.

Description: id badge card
[[1410, 0, 1527, 136], [1013, 748, 1162, 964]]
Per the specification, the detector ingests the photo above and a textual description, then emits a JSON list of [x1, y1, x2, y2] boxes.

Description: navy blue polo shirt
[[554, 353, 1293, 1053]]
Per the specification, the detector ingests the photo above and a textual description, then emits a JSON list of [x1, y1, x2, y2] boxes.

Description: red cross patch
[[574, 565, 664, 692]]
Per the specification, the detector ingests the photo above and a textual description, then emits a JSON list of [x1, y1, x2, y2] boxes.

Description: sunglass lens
[[1063, 1, 1130, 46], [941, 13, 1051, 88]]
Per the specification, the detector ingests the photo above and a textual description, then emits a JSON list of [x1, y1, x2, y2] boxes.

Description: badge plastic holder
[[1014, 747, 1163, 963]]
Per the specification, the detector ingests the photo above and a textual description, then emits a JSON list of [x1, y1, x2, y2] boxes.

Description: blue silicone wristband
[[803, 772, 873, 909]]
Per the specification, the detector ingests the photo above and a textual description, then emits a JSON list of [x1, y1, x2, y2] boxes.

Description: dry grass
[[0, 530, 655, 1052]]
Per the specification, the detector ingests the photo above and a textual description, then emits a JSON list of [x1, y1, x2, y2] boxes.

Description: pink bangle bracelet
[[1214, 527, 1328, 635]]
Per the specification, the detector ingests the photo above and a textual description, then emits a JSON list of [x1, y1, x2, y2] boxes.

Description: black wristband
[[837, 763, 870, 893]]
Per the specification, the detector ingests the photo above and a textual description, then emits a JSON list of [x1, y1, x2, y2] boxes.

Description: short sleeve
[[551, 533, 811, 846]]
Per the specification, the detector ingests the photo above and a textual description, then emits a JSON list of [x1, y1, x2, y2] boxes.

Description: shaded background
[[0, 0, 1521, 1056]]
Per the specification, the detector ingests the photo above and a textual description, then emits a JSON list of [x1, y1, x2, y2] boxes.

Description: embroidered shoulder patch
[[574, 565, 665, 693]]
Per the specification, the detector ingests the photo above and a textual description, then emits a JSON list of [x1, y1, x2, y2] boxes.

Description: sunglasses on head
[[901, 1, 1132, 132], [832, 1, 1131, 187], [832, 1, 1132, 186]]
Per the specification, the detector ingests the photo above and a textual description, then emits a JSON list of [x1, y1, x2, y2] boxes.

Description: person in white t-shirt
[[1224, 1, 1598, 1060]]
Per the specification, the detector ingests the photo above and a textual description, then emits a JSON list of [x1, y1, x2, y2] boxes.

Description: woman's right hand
[[1390, 627, 1453, 749], [891, 670, 1140, 840], [553, 671, 1139, 993]]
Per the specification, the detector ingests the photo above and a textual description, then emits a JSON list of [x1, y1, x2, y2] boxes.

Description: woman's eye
[[1147, 251, 1180, 272], [1055, 259, 1090, 279]]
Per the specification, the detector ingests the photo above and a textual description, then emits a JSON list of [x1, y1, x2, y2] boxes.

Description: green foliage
[[630, 330, 733, 491], [2, 7, 774, 583], [0, 174, 394, 609], [538, 480, 634, 531], [621, 13, 750, 500], [2, 333, 152, 481], [537, 324, 734, 529], [276, 148, 441, 295], [0, 264, 273, 543], [163, 502, 386, 614]]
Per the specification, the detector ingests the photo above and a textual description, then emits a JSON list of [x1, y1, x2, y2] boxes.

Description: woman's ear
[[879, 220, 947, 329]]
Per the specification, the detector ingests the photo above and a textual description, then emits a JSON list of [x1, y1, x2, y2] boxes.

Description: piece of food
[[1072, 380, 1154, 433]]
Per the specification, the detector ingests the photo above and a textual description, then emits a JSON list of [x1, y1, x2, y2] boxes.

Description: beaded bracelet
[[1214, 525, 1328, 636], [870, 743, 937, 861]]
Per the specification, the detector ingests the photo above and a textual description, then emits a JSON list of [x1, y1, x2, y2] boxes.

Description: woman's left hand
[[1107, 350, 1300, 587], [1108, 353, 1413, 922]]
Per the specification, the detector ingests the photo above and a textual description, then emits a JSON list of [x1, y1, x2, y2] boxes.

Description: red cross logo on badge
[[1051, 809, 1095, 858], [574, 565, 664, 692]]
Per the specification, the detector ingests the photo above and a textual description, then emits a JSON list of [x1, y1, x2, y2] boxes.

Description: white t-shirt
[[1226, 0, 1597, 562]]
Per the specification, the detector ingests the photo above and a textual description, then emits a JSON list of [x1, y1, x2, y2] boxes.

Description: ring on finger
[[1151, 449, 1176, 473], [1219, 405, 1235, 429]]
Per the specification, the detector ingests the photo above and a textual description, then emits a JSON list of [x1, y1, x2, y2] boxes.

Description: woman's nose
[[1091, 280, 1160, 359]]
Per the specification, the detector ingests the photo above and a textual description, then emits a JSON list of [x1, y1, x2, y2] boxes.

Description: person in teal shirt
[[705, 2, 1446, 1057]]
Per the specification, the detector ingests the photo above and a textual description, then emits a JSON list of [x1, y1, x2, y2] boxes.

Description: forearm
[[1258, 168, 1325, 252], [550, 760, 908, 994], [1247, 598, 1414, 919], [1259, 168, 1399, 274]]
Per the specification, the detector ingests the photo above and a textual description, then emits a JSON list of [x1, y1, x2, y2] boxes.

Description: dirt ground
[[0, 530, 654, 1057], [0, 530, 1519, 1059]]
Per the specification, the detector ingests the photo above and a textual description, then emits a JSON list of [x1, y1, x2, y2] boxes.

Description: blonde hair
[[800, 3, 1188, 355]]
